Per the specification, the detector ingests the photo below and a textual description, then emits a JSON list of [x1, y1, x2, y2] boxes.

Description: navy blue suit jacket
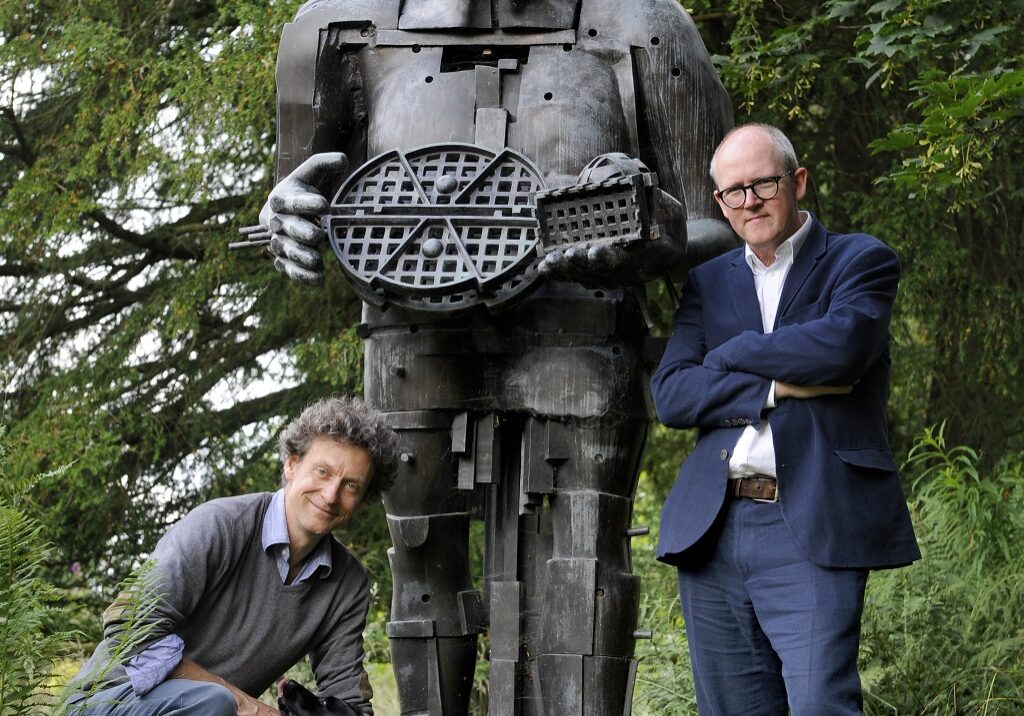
[[651, 214, 920, 569]]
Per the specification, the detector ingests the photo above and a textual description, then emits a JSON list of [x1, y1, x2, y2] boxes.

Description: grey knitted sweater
[[77, 493, 373, 711]]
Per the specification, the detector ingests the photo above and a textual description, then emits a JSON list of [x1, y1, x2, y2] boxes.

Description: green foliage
[[631, 425, 697, 715], [1, 0, 364, 589], [861, 428, 1024, 714], [0, 432, 78, 715]]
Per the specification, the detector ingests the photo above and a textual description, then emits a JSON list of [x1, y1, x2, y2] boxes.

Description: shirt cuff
[[125, 634, 184, 696], [764, 380, 777, 409]]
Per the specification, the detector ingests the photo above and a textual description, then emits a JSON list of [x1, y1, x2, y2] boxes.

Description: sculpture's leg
[[382, 411, 483, 715], [534, 417, 649, 716], [478, 415, 648, 716]]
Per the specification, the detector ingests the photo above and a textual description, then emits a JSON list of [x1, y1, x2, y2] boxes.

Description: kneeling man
[[69, 397, 398, 716]]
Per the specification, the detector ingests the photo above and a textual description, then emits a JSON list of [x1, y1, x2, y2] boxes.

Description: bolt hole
[[562, 43, 573, 52], [612, 345, 621, 355], [594, 290, 604, 299], [596, 588, 605, 598], [421, 594, 431, 603], [412, 45, 421, 53], [410, 325, 419, 333], [671, 67, 681, 78], [595, 453, 605, 463], [651, 36, 661, 46], [588, 28, 598, 37], [543, 92, 553, 101], [425, 75, 434, 83]]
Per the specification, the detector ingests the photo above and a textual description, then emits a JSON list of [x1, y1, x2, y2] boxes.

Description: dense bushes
[[860, 428, 1024, 715]]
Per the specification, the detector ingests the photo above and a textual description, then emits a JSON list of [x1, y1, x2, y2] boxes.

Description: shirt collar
[[262, 489, 333, 581], [744, 210, 811, 272]]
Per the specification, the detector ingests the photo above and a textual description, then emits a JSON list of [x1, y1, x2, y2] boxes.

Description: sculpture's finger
[[270, 234, 324, 271], [565, 245, 589, 267], [274, 257, 325, 287], [270, 186, 329, 216], [587, 243, 626, 272], [271, 213, 325, 247], [290, 151, 348, 187], [538, 250, 568, 277]]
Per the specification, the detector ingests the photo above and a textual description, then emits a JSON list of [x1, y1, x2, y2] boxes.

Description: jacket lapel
[[775, 215, 828, 326], [727, 256, 764, 333]]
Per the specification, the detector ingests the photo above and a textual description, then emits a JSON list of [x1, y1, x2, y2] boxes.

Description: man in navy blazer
[[651, 124, 919, 715]]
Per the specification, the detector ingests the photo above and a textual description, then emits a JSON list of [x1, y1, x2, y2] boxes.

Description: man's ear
[[284, 453, 299, 482], [793, 167, 809, 202]]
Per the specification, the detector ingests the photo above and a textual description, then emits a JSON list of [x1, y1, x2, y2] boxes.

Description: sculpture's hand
[[537, 188, 687, 288], [260, 152, 348, 286], [538, 241, 634, 288]]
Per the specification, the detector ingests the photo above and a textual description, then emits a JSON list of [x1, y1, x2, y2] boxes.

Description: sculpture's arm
[[264, 8, 370, 286], [537, 2, 737, 288]]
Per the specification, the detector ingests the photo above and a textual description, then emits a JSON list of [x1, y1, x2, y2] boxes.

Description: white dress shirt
[[728, 211, 811, 478]]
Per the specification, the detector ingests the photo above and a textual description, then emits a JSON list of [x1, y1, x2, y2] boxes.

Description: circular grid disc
[[325, 143, 547, 314]]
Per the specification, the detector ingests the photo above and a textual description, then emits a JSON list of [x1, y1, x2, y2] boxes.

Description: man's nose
[[743, 187, 763, 208], [321, 480, 342, 504]]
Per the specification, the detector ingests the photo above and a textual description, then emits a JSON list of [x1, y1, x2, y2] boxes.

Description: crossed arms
[[651, 238, 899, 431]]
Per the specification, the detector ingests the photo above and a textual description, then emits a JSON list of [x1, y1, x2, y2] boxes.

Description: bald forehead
[[711, 127, 786, 185]]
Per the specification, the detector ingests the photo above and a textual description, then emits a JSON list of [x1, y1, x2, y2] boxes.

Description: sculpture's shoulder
[[581, 0, 705, 45], [294, 0, 401, 27]]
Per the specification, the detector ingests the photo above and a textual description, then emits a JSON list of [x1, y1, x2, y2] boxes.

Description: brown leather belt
[[728, 475, 779, 503]]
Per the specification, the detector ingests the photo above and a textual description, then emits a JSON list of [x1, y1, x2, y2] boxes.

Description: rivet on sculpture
[[238, 1, 736, 713]]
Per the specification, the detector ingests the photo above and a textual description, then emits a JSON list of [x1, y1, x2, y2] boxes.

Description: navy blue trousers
[[677, 498, 867, 715]]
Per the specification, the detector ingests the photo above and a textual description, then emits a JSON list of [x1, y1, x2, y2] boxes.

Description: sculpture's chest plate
[[359, 39, 633, 186]]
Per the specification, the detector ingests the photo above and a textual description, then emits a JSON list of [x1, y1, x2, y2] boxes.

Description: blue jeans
[[69, 679, 237, 716], [677, 498, 868, 716]]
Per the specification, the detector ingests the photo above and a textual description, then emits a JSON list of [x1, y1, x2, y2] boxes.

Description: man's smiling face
[[283, 437, 373, 551]]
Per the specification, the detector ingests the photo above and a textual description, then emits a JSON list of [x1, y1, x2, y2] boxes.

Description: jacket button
[[720, 449, 728, 460]]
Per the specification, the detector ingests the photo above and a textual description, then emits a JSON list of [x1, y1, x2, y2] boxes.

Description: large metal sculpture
[[246, 1, 734, 713]]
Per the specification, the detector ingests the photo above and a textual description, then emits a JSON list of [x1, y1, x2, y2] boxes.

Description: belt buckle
[[752, 478, 779, 504]]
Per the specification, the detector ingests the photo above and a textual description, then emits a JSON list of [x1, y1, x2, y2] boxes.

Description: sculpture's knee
[[535, 553, 642, 716], [388, 632, 478, 715], [536, 653, 636, 716], [387, 512, 484, 715]]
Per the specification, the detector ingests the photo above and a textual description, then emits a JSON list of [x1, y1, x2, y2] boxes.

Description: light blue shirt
[[125, 489, 334, 695]]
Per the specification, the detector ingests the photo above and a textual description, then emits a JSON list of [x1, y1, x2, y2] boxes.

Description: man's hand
[[775, 381, 853, 400], [170, 657, 279, 716], [260, 152, 349, 287]]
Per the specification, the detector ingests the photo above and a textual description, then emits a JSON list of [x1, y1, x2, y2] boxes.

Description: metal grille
[[326, 144, 546, 313], [535, 173, 656, 253]]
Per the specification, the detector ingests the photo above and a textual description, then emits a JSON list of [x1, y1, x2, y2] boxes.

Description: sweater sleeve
[[101, 498, 248, 661], [309, 549, 374, 714]]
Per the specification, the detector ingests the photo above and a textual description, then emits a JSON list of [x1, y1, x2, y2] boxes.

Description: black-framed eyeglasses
[[715, 169, 796, 209]]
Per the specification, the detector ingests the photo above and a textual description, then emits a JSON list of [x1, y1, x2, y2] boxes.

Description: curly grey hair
[[278, 396, 399, 502]]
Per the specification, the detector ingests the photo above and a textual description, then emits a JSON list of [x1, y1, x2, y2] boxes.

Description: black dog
[[277, 679, 362, 716]]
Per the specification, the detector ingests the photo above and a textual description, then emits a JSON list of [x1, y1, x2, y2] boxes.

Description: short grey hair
[[278, 396, 399, 502], [709, 123, 799, 185]]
